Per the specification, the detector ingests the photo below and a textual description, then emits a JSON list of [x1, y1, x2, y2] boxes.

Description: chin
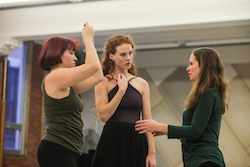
[[125, 66, 131, 70]]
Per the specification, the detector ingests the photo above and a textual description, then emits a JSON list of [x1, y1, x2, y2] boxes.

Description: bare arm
[[95, 74, 127, 123], [46, 22, 103, 93], [140, 78, 156, 167], [73, 22, 103, 93]]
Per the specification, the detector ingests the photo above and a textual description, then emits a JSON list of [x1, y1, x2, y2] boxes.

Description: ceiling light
[[0, 0, 72, 9], [186, 38, 250, 47]]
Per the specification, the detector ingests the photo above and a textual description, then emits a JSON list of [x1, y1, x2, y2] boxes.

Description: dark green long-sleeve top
[[41, 80, 84, 155], [168, 89, 225, 167]]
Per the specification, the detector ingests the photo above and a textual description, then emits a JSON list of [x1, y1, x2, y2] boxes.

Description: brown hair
[[185, 47, 229, 114], [101, 34, 137, 77]]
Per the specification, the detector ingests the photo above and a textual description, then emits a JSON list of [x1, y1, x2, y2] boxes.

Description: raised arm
[[73, 22, 103, 93], [46, 22, 103, 93]]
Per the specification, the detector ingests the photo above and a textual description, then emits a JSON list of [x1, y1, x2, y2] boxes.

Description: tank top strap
[[105, 76, 136, 82], [128, 77, 137, 83]]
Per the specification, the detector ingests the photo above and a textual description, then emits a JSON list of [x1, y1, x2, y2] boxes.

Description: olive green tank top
[[41, 79, 84, 155]]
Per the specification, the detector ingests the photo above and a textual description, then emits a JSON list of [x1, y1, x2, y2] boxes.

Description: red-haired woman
[[92, 34, 156, 167], [37, 22, 103, 167]]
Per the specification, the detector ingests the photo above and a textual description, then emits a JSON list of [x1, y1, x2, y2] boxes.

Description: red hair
[[102, 34, 137, 76], [38, 36, 80, 70]]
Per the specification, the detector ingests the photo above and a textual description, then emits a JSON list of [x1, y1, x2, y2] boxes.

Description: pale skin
[[44, 22, 103, 99], [135, 53, 200, 136], [95, 43, 156, 167]]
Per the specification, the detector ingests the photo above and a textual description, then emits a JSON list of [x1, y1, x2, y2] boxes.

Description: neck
[[113, 68, 130, 78], [50, 65, 60, 72]]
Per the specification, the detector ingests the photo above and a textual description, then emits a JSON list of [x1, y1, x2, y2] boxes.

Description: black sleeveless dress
[[91, 77, 148, 167]]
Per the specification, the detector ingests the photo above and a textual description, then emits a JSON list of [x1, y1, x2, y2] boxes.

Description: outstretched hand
[[135, 119, 168, 136]]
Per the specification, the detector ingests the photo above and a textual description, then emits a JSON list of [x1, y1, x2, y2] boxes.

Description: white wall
[[1, 0, 250, 56]]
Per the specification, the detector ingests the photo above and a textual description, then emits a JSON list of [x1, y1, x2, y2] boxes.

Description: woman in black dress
[[92, 34, 156, 167]]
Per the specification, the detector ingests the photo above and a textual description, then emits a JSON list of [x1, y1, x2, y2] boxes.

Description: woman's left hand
[[146, 153, 156, 167]]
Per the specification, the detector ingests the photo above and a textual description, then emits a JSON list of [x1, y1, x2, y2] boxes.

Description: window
[[3, 42, 30, 155]]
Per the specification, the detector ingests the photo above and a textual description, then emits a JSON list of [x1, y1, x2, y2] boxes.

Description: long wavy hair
[[92, 34, 138, 119], [101, 34, 137, 77], [185, 47, 229, 114]]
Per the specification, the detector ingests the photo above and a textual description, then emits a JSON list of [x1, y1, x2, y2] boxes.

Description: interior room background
[[0, 0, 250, 166]]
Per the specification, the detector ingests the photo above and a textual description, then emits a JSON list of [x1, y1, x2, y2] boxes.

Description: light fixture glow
[[0, 0, 72, 9], [186, 38, 250, 47]]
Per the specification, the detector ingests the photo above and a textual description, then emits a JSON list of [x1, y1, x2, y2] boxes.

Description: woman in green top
[[135, 47, 229, 167], [37, 22, 103, 167]]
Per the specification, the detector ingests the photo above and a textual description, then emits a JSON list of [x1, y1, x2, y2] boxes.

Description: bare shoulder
[[135, 77, 149, 86]]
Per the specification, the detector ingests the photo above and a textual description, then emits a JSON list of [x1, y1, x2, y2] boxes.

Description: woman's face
[[109, 43, 133, 70], [61, 49, 78, 68], [186, 54, 200, 82]]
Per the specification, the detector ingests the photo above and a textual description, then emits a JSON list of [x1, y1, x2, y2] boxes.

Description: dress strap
[[106, 76, 136, 82], [105, 76, 117, 81], [128, 77, 137, 82]]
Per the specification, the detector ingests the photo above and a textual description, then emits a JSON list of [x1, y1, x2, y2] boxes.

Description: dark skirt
[[91, 121, 148, 167]]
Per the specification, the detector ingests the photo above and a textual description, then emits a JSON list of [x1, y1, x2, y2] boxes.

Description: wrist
[[83, 38, 93, 44], [148, 151, 156, 155], [118, 87, 126, 95], [159, 123, 168, 135]]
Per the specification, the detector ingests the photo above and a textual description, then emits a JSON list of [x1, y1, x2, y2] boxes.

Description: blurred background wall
[[0, 0, 249, 166]]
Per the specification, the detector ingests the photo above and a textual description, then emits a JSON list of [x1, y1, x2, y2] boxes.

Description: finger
[[84, 22, 89, 27], [119, 73, 125, 80], [135, 122, 143, 127], [138, 129, 147, 134], [135, 126, 142, 131], [135, 122, 145, 128], [119, 73, 123, 79], [136, 120, 143, 124]]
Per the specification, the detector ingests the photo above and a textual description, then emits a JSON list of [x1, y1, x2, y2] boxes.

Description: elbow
[[188, 134, 200, 140], [91, 64, 99, 72], [95, 66, 104, 83], [99, 116, 108, 123], [97, 112, 108, 123], [97, 74, 104, 83], [188, 130, 202, 140]]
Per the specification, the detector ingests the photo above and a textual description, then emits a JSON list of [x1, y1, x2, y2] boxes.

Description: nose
[[126, 54, 132, 60], [74, 54, 78, 61], [186, 65, 190, 71]]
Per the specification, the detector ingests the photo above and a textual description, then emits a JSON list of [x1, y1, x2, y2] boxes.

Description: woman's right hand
[[82, 22, 95, 45], [117, 73, 128, 95]]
